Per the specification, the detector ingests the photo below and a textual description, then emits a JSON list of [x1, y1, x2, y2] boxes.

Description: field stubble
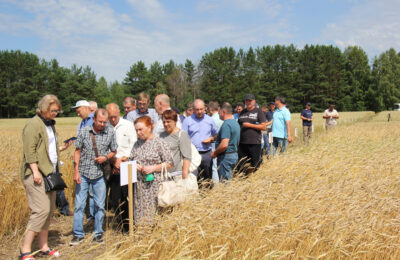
[[1, 112, 400, 259]]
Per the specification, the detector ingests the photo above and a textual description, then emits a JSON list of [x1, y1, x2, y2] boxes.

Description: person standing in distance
[[271, 96, 292, 155], [300, 102, 313, 144], [323, 104, 339, 129]]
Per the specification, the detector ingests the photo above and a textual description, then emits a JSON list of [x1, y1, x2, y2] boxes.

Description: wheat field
[[1, 111, 400, 259]]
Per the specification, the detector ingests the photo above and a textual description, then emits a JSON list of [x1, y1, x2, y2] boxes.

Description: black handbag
[[90, 131, 112, 181], [43, 172, 67, 192]]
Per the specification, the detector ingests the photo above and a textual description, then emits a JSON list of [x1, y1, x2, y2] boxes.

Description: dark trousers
[[109, 174, 132, 232], [237, 143, 262, 174], [195, 150, 213, 181], [56, 190, 70, 216]]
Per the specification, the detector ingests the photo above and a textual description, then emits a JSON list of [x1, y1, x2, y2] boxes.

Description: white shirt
[[112, 118, 137, 158], [45, 125, 58, 171], [153, 108, 182, 136], [323, 109, 339, 126]]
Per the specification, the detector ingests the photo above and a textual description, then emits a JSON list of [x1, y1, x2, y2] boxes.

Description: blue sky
[[1, 0, 399, 81]]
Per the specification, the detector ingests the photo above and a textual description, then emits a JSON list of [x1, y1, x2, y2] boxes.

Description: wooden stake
[[128, 163, 134, 236]]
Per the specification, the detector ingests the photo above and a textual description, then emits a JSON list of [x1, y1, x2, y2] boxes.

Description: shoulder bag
[[158, 163, 199, 208], [42, 171, 67, 192], [90, 131, 112, 181]]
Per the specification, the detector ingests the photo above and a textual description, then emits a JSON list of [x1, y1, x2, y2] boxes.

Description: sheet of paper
[[120, 161, 137, 186], [268, 132, 273, 143]]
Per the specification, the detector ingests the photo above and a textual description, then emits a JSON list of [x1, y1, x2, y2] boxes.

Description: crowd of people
[[19, 93, 340, 259]]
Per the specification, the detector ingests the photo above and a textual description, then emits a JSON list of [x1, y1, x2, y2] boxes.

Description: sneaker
[[69, 236, 84, 246], [92, 234, 103, 243]]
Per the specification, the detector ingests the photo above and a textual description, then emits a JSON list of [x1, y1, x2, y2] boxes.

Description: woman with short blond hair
[[20, 94, 65, 259]]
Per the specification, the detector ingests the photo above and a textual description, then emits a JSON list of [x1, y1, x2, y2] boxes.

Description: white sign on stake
[[120, 161, 137, 186], [295, 128, 298, 137], [312, 125, 314, 133], [268, 132, 273, 143]]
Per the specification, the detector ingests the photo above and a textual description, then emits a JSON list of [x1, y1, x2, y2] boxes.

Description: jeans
[[73, 176, 106, 238], [88, 186, 95, 220], [211, 143, 219, 183], [272, 137, 288, 155], [217, 153, 238, 181], [56, 190, 70, 216], [262, 133, 272, 156]]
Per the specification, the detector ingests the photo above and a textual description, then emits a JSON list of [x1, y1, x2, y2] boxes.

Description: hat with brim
[[72, 100, 90, 109], [244, 94, 255, 101]]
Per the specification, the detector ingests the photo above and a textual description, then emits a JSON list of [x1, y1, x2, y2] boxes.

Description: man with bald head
[[106, 103, 136, 232], [182, 99, 218, 184], [153, 94, 182, 136]]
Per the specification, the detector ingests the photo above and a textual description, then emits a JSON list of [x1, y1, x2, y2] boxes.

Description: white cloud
[[0, 0, 294, 81], [126, 0, 169, 23], [197, 0, 282, 17], [322, 0, 400, 57]]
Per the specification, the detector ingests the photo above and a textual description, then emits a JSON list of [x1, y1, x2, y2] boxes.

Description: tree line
[[1, 45, 400, 118]]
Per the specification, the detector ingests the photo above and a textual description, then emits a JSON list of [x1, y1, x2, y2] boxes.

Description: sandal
[[19, 251, 35, 260], [38, 249, 60, 257]]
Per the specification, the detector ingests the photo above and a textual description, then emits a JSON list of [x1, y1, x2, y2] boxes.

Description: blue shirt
[[301, 109, 313, 126], [272, 106, 291, 139], [216, 119, 240, 154], [77, 112, 94, 134], [233, 113, 239, 121], [182, 114, 218, 152], [126, 108, 158, 123], [211, 112, 224, 131]]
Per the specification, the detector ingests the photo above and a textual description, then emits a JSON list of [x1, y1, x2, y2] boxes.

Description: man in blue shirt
[[126, 92, 158, 123], [182, 99, 218, 184], [271, 96, 292, 155], [122, 96, 136, 120], [211, 103, 240, 181], [73, 100, 96, 219], [209, 101, 223, 183], [73, 100, 94, 134], [54, 100, 94, 217], [300, 102, 313, 144]]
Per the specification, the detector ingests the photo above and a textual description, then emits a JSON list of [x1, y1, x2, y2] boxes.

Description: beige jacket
[[20, 115, 60, 180]]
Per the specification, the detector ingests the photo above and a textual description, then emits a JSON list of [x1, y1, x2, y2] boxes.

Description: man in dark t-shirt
[[237, 94, 266, 175], [300, 102, 313, 144]]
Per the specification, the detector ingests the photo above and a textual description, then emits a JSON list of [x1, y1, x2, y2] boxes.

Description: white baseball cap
[[71, 100, 90, 108]]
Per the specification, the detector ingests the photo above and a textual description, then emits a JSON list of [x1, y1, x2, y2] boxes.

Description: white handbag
[[178, 130, 201, 173], [158, 163, 199, 207]]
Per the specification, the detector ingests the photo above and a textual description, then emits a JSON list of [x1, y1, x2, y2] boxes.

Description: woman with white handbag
[[159, 110, 199, 207]]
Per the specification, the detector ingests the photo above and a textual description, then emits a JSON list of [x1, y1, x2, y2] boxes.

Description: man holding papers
[[106, 103, 137, 233]]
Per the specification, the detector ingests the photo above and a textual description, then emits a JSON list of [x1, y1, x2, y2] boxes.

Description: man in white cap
[[72, 100, 94, 134], [72, 100, 96, 221]]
